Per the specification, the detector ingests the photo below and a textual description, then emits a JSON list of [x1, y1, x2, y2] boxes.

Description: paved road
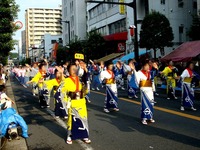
[[10, 76, 200, 150]]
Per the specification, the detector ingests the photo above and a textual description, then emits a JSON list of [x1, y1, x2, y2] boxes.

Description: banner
[[119, 0, 125, 15]]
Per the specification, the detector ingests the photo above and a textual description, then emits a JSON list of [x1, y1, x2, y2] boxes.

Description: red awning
[[103, 31, 128, 41], [161, 41, 200, 62]]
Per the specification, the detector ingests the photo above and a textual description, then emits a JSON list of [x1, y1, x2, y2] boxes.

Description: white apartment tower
[[62, 0, 87, 45], [25, 8, 62, 58]]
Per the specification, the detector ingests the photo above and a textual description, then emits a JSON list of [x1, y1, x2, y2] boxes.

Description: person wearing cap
[[100, 62, 119, 113], [131, 60, 158, 125]]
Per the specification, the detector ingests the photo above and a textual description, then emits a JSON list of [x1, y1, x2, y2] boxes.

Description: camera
[[7, 122, 22, 140]]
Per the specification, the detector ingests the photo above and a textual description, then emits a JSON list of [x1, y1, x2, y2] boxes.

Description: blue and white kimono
[[113, 65, 125, 89], [180, 69, 199, 108], [100, 70, 118, 110], [127, 73, 139, 98], [134, 70, 155, 120], [54, 83, 68, 118]]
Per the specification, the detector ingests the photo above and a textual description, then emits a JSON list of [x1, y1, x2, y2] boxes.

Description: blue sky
[[13, 0, 61, 52]]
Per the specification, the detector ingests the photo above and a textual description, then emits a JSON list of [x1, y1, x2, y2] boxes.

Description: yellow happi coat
[[61, 77, 88, 131], [162, 66, 177, 93], [31, 71, 45, 89]]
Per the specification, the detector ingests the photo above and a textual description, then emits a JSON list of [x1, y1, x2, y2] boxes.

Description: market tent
[[161, 40, 200, 62], [96, 53, 124, 62], [114, 49, 149, 63]]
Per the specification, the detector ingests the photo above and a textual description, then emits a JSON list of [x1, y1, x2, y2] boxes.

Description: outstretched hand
[[55, 66, 64, 73]]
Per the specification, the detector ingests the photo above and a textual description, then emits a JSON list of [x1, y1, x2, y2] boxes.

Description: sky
[[12, 0, 61, 52]]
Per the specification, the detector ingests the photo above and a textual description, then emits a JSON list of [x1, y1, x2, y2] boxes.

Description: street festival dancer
[[43, 68, 67, 119], [27, 60, 49, 108], [161, 61, 179, 100], [100, 62, 119, 113], [113, 61, 125, 90], [180, 62, 199, 111], [61, 63, 91, 145], [131, 60, 158, 125], [126, 59, 139, 99]]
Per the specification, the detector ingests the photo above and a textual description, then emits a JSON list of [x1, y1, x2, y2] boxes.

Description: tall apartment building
[[62, 0, 87, 46], [87, 0, 197, 56], [21, 30, 26, 59], [25, 8, 62, 58]]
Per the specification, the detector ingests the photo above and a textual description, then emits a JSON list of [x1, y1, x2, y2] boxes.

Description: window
[[51, 40, 57, 44], [179, 25, 184, 43], [178, 0, 184, 8], [193, 1, 197, 9], [161, 0, 165, 5], [108, 19, 126, 34]]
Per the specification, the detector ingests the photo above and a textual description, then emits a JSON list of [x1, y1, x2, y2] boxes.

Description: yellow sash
[[183, 77, 192, 83], [140, 80, 152, 87]]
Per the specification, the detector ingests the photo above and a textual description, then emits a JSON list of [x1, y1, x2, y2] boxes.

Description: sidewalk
[[1, 78, 28, 150]]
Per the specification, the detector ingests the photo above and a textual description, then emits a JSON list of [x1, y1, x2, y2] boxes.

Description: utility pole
[[86, 0, 139, 62], [60, 20, 70, 45]]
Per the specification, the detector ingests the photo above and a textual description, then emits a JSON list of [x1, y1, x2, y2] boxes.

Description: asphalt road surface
[[10, 76, 200, 150]]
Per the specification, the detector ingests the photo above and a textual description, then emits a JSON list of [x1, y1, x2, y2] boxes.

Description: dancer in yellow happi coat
[[60, 63, 91, 145], [43, 68, 68, 119], [161, 61, 179, 100], [27, 62, 49, 108]]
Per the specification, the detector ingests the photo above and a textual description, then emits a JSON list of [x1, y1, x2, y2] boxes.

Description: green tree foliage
[[0, 0, 19, 57], [20, 58, 31, 65], [140, 11, 174, 58], [56, 45, 68, 65], [84, 30, 106, 61], [188, 15, 200, 41], [9, 52, 18, 59], [63, 31, 106, 61]]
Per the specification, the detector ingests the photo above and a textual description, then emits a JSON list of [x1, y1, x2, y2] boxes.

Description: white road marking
[[46, 109, 94, 150]]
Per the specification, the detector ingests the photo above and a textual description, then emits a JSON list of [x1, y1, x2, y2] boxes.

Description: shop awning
[[96, 53, 124, 62], [112, 49, 149, 63], [103, 31, 128, 41], [161, 41, 200, 62]]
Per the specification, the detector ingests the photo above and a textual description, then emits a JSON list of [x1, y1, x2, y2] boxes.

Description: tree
[[9, 52, 18, 59], [64, 31, 106, 62], [140, 11, 174, 58], [56, 45, 68, 65], [0, 0, 19, 60], [68, 36, 85, 59], [188, 15, 200, 41], [85, 30, 106, 61]]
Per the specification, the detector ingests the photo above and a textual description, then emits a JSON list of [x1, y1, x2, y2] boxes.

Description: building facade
[[87, 0, 197, 57], [25, 8, 62, 58], [197, 0, 200, 15], [62, 0, 87, 46], [21, 30, 26, 59], [40, 33, 62, 60]]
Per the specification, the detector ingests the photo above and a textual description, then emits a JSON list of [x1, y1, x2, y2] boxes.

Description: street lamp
[[60, 20, 70, 45], [85, 0, 139, 62]]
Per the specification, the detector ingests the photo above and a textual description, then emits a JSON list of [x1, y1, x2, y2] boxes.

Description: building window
[[193, 1, 197, 9], [178, 0, 184, 8], [51, 40, 57, 44], [179, 25, 184, 43], [108, 19, 126, 35], [161, 0, 165, 5]]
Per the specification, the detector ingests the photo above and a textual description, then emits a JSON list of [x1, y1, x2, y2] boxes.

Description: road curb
[[1, 78, 28, 150]]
